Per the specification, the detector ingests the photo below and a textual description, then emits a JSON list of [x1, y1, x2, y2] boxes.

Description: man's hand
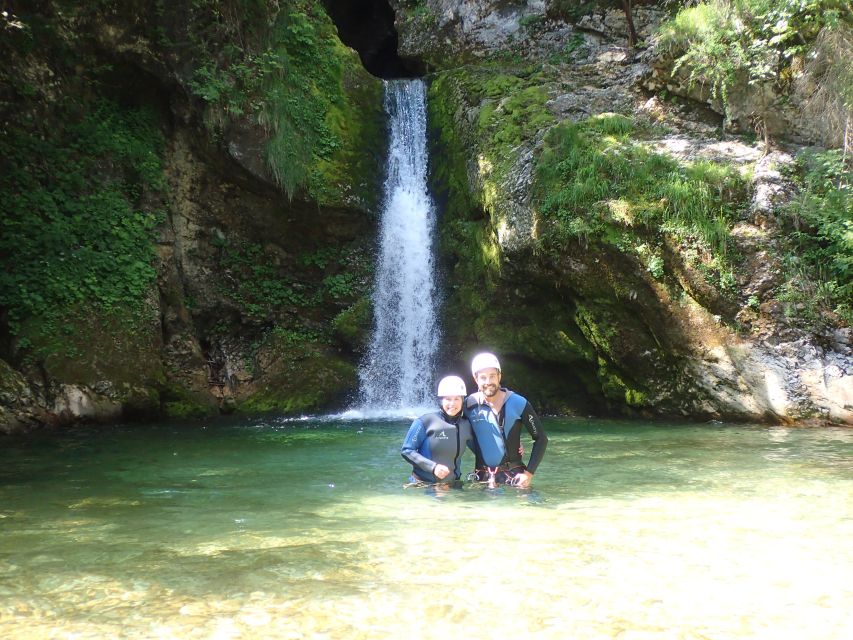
[[433, 464, 451, 480], [512, 470, 533, 488]]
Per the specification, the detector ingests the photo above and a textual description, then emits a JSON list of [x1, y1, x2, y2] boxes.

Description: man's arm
[[522, 401, 548, 474]]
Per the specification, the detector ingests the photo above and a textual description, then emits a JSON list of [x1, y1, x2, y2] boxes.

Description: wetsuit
[[401, 411, 475, 483], [464, 389, 547, 484]]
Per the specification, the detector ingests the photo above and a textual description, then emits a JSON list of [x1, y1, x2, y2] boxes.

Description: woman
[[401, 375, 474, 485]]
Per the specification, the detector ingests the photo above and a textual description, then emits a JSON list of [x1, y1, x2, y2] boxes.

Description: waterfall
[[358, 79, 439, 412]]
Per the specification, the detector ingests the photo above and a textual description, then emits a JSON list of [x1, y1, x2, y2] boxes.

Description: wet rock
[[52, 385, 122, 421]]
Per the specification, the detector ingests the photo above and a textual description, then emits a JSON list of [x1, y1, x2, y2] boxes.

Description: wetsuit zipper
[[497, 404, 509, 466], [478, 397, 510, 468], [443, 411, 462, 478]]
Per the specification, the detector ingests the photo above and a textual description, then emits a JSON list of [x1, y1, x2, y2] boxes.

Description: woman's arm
[[401, 419, 437, 476]]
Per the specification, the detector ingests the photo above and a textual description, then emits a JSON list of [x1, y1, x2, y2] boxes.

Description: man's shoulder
[[504, 389, 529, 408], [464, 393, 483, 410]]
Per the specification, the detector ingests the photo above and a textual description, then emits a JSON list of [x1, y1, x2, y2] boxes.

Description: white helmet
[[471, 352, 501, 376], [437, 375, 467, 397]]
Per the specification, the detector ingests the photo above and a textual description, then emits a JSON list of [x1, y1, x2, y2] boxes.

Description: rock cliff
[[2, 0, 851, 432], [1, 1, 385, 432], [395, 0, 852, 423]]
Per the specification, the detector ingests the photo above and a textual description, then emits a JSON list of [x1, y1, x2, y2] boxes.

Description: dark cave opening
[[322, 0, 425, 78]]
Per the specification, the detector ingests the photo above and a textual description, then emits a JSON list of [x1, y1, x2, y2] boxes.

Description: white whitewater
[[357, 79, 439, 415]]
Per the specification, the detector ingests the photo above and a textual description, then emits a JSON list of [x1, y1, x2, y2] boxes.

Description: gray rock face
[[0, 360, 42, 434], [682, 336, 853, 424], [393, 0, 546, 62], [749, 151, 798, 226]]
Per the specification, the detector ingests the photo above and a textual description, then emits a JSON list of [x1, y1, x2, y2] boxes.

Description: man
[[464, 352, 547, 488]]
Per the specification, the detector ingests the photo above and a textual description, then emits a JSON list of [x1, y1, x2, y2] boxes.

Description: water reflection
[[1, 418, 852, 638]]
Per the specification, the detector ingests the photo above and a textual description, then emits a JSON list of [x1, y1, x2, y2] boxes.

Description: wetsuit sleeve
[[400, 419, 437, 475], [522, 402, 548, 474]]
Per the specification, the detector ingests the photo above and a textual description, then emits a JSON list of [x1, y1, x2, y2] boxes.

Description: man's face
[[441, 396, 463, 417], [474, 368, 501, 397]]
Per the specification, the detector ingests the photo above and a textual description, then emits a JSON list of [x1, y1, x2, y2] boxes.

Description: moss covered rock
[[0, 1, 385, 432], [424, 3, 853, 424], [237, 331, 357, 415]]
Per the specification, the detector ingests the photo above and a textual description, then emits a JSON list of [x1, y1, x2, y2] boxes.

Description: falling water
[[358, 79, 439, 412]]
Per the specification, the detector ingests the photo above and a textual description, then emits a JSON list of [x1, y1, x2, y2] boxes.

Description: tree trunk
[[622, 0, 638, 47]]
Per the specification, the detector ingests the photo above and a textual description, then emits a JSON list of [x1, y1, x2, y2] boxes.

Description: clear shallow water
[[1, 418, 852, 639]]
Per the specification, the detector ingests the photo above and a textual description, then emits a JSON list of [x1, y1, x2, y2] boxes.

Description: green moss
[[428, 68, 555, 330], [0, 98, 166, 353], [163, 401, 202, 419], [17, 307, 163, 389], [574, 303, 622, 362], [625, 388, 649, 407], [119, 385, 163, 417], [332, 297, 372, 350], [184, 0, 384, 206], [429, 66, 555, 211], [443, 67, 554, 218], [428, 74, 481, 219], [307, 45, 385, 209], [237, 331, 357, 413], [594, 357, 652, 411], [429, 73, 502, 339], [158, 377, 217, 419]]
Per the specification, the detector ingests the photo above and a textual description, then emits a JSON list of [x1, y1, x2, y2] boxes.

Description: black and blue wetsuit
[[464, 389, 547, 483], [401, 411, 475, 483]]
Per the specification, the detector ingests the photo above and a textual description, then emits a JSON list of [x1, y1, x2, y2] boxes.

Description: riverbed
[[1, 417, 851, 638]]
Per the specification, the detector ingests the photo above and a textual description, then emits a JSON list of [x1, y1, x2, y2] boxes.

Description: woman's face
[[441, 396, 463, 417]]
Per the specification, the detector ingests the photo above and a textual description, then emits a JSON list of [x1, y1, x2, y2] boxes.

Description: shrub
[[536, 114, 746, 257], [782, 149, 853, 321], [657, 0, 852, 143], [0, 100, 164, 343]]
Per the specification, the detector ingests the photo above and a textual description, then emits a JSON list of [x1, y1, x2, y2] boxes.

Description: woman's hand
[[433, 464, 450, 479]]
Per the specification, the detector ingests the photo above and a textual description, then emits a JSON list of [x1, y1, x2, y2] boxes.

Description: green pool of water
[[1, 417, 852, 638]]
